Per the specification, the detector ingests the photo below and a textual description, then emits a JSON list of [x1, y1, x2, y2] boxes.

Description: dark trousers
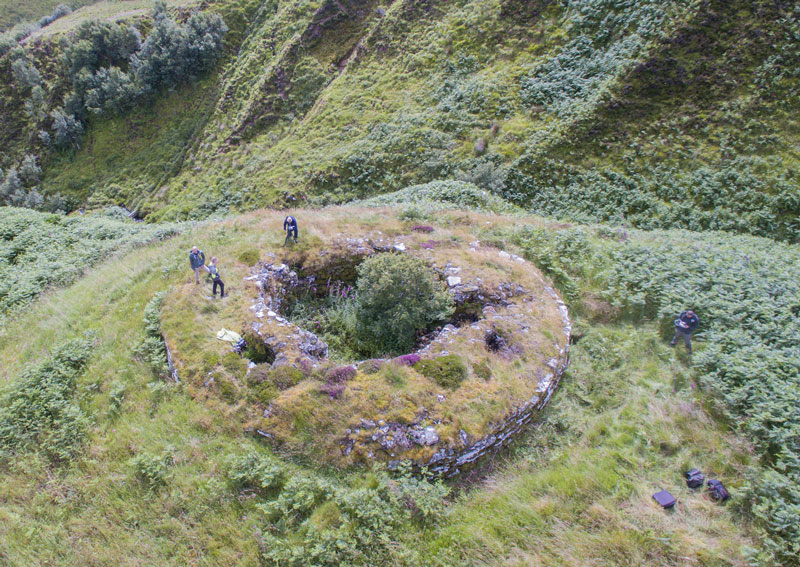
[[284, 227, 298, 243], [213, 278, 225, 296], [671, 328, 692, 351]]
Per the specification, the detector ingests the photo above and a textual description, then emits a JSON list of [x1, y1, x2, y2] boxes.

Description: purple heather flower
[[326, 365, 357, 384], [320, 382, 346, 399], [393, 353, 420, 366]]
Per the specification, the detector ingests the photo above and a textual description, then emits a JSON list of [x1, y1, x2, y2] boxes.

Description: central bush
[[354, 253, 454, 355]]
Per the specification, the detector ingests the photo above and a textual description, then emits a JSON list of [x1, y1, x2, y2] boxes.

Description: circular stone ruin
[[238, 230, 571, 476]]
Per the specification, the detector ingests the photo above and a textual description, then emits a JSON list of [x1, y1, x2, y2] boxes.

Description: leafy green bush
[[38, 4, 72, 28], [226, 452, 286, 494], [42, 3, 228, 149], [255, 463, 448, 567], [134, 293, 169, 378], [107, 380, 126, 417], [0, 338, 93, 462], [130, 450, 173, 489], [414, 355, 468, 389], [354, 254, 454, 356]]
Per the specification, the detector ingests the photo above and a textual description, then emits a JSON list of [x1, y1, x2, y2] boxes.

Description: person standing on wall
[[670, 309, 699, 353], [205, 257, 226, 298], [283, 215, 298, 244], [189, 246, 205, 284]]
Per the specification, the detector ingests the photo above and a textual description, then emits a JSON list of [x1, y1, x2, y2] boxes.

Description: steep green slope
[[2, 0, 797, 240]]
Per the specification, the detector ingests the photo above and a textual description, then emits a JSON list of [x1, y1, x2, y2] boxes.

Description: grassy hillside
[[0, 1, 94, 31], [1, 0, 797, 240], [1, 0, 799, 564], [1, 204, 798, 565]]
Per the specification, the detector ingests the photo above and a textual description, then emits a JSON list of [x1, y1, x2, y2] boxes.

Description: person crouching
[[205, 257, 226, 298]]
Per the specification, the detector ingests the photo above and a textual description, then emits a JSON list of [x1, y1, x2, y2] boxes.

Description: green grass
[[3, 0, 797, 240], [0, 0, 96, 31], [26, 0, 198, 38], [0, 207, 182, 316], [421, 324, 756, 566], [0, 206, 764, 566], [42, 76, 219, 214]]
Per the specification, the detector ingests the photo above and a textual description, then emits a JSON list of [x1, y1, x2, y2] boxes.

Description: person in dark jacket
[[283, 215, 298, 244], [670, 309, 699, 353], [189, 246, 205, 284], [204, 257, 226, 298]]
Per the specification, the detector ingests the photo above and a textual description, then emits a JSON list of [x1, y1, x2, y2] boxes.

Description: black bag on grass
[[707, 479, 730, 501], [685, 468, 705, 489]]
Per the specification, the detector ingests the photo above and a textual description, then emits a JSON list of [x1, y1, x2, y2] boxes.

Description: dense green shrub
[[38, 4, 72, 28], [50, 109, 84, 149], [254, 462, 448, 566], [414, 355, 468, 389], [43, 3, 228, 149], [134, 4, 228, 92], [130, 450, 173, 489], [0, 338, 93, 462], [354, 254, 454, 356], [107, 380, 126, 417], [134, 292, 169, 378], [226, 452, 286, 494]]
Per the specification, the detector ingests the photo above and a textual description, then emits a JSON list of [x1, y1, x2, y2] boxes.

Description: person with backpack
[[670, 309, 699, 353], [204, 257, 226, 298], [189, 246, 205, 284], [283, 215, 298, 244]]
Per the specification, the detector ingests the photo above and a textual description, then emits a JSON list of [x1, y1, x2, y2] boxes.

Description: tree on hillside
[[50, 109, 83, 149]]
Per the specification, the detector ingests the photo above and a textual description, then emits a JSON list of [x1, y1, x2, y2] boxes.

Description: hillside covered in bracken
[[1, 1, 798, 237]]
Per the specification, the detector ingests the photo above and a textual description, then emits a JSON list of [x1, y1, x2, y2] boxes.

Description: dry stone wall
[[243, 236, 572, 477]]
